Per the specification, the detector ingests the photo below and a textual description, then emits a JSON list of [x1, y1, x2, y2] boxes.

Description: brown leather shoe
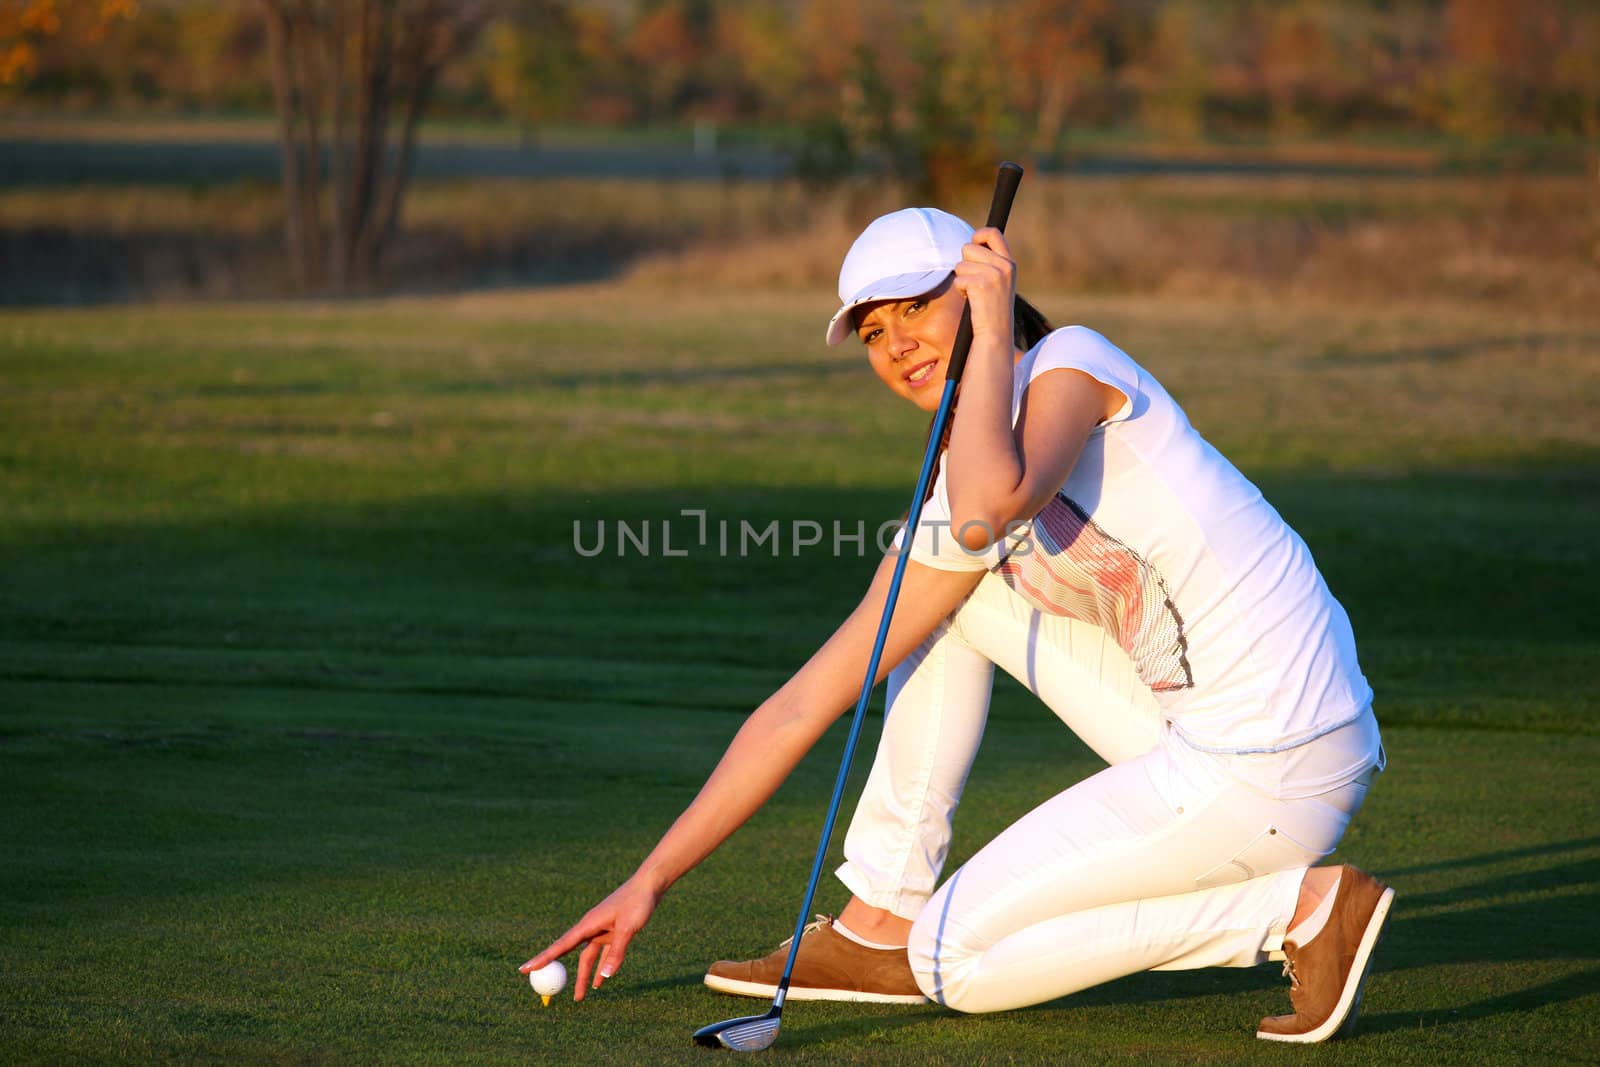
[[1257, 865, 1395, 1043], [704, 915, 928, 1004]]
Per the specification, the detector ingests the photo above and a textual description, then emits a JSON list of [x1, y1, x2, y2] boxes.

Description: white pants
[[837, 571, 1382, 1013]]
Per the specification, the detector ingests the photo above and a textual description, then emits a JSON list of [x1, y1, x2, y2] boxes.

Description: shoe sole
[[1256, 886, 1394, 1044], [703, 974, 929, 1004]]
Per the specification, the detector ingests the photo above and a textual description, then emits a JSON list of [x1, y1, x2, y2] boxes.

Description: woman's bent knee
[[908, 906, 984, 1012]]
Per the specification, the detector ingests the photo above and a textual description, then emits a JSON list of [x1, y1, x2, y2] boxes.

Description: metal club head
[[692, 1008, 781, 1052]]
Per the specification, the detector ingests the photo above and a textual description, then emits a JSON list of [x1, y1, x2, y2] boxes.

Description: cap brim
[[824, 268, 954, 346]]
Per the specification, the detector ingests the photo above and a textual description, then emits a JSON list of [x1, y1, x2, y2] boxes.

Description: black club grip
[[945, 161, 1024, 385]]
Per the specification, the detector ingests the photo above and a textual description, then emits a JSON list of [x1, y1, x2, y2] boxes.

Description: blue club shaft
[[769, 375, 958, 1009], [759, 160, 1022, 1020]]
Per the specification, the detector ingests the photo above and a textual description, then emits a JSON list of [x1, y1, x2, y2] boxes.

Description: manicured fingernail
[[600, 965, 614, 978], [519, 961, 535, 973]]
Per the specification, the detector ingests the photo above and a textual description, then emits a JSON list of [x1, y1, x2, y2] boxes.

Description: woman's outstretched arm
[[521, 554, 985, 999]]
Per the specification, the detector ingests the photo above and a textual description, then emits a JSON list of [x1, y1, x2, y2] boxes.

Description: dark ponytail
[[1013, 294, 1054, 352]]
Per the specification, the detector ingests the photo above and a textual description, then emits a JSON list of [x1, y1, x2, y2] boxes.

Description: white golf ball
[[529, 960, 567, 998]]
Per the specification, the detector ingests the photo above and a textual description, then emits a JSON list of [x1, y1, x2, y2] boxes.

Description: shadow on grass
[[1361, 966, 1600, 1036], [612, 973, 707, 996], [1385, 843, 1599, 952], [1384, 835, 1600, 878], [1400, 862, 1600, 922], [4, 468, 1595, 653], [1354, 835, 1600, 1031]]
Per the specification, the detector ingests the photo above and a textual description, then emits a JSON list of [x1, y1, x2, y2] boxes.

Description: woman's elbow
[[949, 509, 1010, 554]]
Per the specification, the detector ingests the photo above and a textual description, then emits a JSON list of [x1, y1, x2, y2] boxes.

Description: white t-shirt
[[906, 326, 1373, 758]]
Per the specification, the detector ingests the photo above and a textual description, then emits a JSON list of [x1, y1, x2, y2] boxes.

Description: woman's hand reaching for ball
[[520, 875, 663, 1001]]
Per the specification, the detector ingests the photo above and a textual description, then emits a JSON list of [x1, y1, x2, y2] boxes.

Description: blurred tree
[[1001, 0, 1115, 163], [1260, 4, 1335, 136], [258, 0, 495, 294], [6, 0, 1597, 194], [625, 0, 705, 121], [1434, 0, 1513, 140], [1429, 0, 1567, 142], [787, 0, 871, 183], [1135, 0, 1212, 139], [168, 5, 262, 109], [484, 0, 584, 145], [842, 34, 903, 176], [0, 0, 136, 89], [1548, 3, 1600, 178], [783, 0, 1004, 202], [712, 0, 801, 123], [568, 4, 633, 123], [913, 0, 1005, 200], [474, 1, 633, 125]]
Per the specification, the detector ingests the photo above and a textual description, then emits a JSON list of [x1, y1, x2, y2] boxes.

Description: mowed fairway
[[1, 286, 1596, 1065]]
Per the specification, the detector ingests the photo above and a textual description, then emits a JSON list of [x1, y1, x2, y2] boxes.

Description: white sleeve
[[893, 459, 1029, 572], [1028, 326, 1140, 424]]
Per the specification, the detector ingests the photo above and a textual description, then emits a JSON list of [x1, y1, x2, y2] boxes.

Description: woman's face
[[854, 277, 966, 413]]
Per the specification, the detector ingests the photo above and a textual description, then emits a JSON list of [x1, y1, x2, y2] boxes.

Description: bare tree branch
[[260, 0, 497, 293], [292, 0, 325, 289], [260, 0, 311, 292], [323, 0, 350, 287], [363, 0, 495, 279]]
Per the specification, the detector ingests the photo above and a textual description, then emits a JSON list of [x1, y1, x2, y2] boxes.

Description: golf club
[[693, 160, 1025, 1052]]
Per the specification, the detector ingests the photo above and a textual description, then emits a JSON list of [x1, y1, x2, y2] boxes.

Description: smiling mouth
[[903, 359, 940, 387]]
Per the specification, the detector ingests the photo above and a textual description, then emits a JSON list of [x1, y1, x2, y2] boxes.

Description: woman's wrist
[[964, 326, 1015, 362], [968, 310, 1014, 343], [631, 860, 674, 899]]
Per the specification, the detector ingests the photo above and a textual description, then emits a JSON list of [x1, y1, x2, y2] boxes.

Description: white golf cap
[[825, 207, 974, 345]]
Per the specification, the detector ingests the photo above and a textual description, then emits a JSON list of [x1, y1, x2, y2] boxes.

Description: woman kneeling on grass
[[523, 206, 1393, 1043]]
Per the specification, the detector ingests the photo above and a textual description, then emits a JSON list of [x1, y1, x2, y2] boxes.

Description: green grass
[[1, 287, 1597, 1064]]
